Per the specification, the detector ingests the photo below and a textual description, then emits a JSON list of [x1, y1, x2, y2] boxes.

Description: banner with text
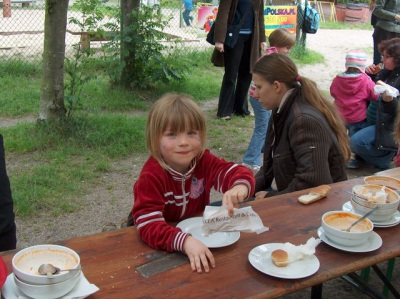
[[264, 6, 297, 37]]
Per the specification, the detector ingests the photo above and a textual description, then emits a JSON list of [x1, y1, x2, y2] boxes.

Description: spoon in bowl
[[38, 263, 83, 278], [343, 205, 379, 232]]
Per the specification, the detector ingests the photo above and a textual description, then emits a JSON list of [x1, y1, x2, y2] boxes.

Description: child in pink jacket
[[330, 49, 380, 168]]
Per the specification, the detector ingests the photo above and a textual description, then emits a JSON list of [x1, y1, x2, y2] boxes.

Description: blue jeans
[[350, 125, 395, 169], [182, 9, 193, 26], [242, 96, 271, 166], [346, 119, 368, 137]]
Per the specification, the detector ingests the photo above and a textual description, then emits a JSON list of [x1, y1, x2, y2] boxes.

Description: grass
[[2, 41, 322, 217], [319, 21, 372, 30]]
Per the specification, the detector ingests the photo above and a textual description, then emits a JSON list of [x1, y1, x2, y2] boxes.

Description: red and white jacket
[[132, 149, 255, 252]]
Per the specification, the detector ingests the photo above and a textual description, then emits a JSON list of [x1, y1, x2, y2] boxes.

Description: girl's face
[[160, 128, 202, 174], [252, 73, 284, 110], [275, 46, 291, 55], [382, 51, 396, 70]]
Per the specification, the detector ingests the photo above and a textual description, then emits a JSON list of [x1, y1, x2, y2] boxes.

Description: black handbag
[[206, 1, 254, 49]]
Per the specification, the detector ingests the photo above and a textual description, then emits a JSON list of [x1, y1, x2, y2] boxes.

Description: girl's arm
[[133, 170, 189, 252]]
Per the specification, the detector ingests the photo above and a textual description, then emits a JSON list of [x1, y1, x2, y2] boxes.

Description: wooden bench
[[0, 0, 36, 8], [66, 30, 118, 51], [67, 30, 199, 50]]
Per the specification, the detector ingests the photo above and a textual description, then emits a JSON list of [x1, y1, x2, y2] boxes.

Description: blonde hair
[[268, 28, 296, 48], [253, 54, 351, 162], [146, 93, 207, 169]]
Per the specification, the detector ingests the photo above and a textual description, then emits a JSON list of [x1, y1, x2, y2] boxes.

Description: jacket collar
[[166, 159, 197, 181]]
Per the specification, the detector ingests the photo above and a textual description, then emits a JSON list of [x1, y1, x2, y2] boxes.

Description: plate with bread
[[248, 243, 320, 279]]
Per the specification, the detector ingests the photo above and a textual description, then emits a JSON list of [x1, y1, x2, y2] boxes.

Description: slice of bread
[[271, 249, 289, 267], [298, 185, 331, 205]]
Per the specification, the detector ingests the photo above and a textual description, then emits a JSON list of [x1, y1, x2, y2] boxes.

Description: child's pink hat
[[345, 49, 367, 72]]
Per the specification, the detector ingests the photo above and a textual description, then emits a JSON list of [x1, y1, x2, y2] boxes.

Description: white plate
[[1, 273, 99, 299], [176, 217, 240, 248], [318, 227, 382, 252], [248, 243, 320, 279], [342, 201, 400, 227]]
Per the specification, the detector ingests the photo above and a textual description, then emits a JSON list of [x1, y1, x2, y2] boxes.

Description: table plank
[[375, 167, 400, 179], [2, 177, 399, 298]]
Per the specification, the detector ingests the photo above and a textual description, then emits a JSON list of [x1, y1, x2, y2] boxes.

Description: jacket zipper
[[180, 175, 188, 218]]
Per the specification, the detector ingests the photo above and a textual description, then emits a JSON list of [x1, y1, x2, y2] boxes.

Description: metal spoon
[[343, 205, 380, 232], [38, 263, 82, 278], [342, 189, 370, 201]]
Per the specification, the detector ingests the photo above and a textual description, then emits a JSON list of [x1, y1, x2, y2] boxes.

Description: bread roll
[[372, 63, 382, 75], [298, 185, 331, 204], [271, 249, 289, 267], [376, 80, 387, 86]]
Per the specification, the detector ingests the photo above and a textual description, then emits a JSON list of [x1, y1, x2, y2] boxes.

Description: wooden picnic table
[[1, 177, 399, 298], [376, 166, 400, 179]]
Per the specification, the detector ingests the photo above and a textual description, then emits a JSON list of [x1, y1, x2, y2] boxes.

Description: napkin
[[374, 84, 399, 98], [282, 237, 321, 263], [1, 272, 99, 299], [202, 205, 269, 236]]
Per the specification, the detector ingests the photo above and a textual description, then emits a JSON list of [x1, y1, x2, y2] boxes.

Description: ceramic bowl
[[12, 244, 80, 285], [321, 211, 373, 247], [350, 198, 396, 222], [364, 175, 400, 191], [14, 269, 81, 299], [352, 184, 400, 209]]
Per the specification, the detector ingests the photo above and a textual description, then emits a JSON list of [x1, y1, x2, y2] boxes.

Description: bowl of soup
[[352, 184, 400, 213], [12, 245, 80, 285], [321, 211, 373, 246], [364, 175, 400, 192]]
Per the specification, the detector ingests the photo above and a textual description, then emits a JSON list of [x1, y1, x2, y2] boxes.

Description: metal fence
[[0, 0, 304, 60]]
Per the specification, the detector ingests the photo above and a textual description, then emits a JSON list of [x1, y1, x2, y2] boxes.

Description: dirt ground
[[3, 29, 400, 298]]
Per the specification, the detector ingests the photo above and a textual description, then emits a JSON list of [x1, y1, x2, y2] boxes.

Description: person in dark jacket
[[252, 54, 350, 199], [0, 134, 17, 251], [372, 0, 400, 64], [351, 38, 400, 170], [211, 0, 266, 120]]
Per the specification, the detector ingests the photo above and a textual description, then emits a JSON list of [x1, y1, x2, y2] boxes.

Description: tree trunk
[[38, 0, 69, 122], [120, 0, 140, 88]]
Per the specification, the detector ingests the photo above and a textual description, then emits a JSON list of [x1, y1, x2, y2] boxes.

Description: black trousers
[[0, 134, 17, 252], [217, 33, 252, 118], [373, 26, 400, 65]]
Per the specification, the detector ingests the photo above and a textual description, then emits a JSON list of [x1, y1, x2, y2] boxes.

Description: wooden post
[[80, 33, 90, 51], [3, 0, 11, 18]]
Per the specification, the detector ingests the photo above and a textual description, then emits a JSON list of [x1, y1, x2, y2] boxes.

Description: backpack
[[302, 5, 320, 34]]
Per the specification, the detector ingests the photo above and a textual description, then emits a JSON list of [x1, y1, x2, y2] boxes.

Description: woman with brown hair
[[252, 54, 350, 199], [352, 37, 400, 169]]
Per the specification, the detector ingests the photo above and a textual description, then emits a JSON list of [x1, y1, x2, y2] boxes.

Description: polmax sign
[[264, 6, 297, 36]]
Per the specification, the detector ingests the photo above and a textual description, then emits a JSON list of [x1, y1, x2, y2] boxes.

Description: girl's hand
[[215, 42, 224, 53], [222, 184, 249, 216], [255, 191, 268, 200], [183, 236, 215, 273]]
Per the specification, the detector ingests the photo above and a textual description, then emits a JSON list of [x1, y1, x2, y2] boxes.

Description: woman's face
[[252, 73, 283, 110], [382, 50, 396, 70]]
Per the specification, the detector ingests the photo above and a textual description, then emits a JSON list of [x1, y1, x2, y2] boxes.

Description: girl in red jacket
[[132, 93, 255, 273]]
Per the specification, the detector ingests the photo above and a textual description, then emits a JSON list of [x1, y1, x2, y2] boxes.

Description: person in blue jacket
[[182, 0, 194, 26]]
